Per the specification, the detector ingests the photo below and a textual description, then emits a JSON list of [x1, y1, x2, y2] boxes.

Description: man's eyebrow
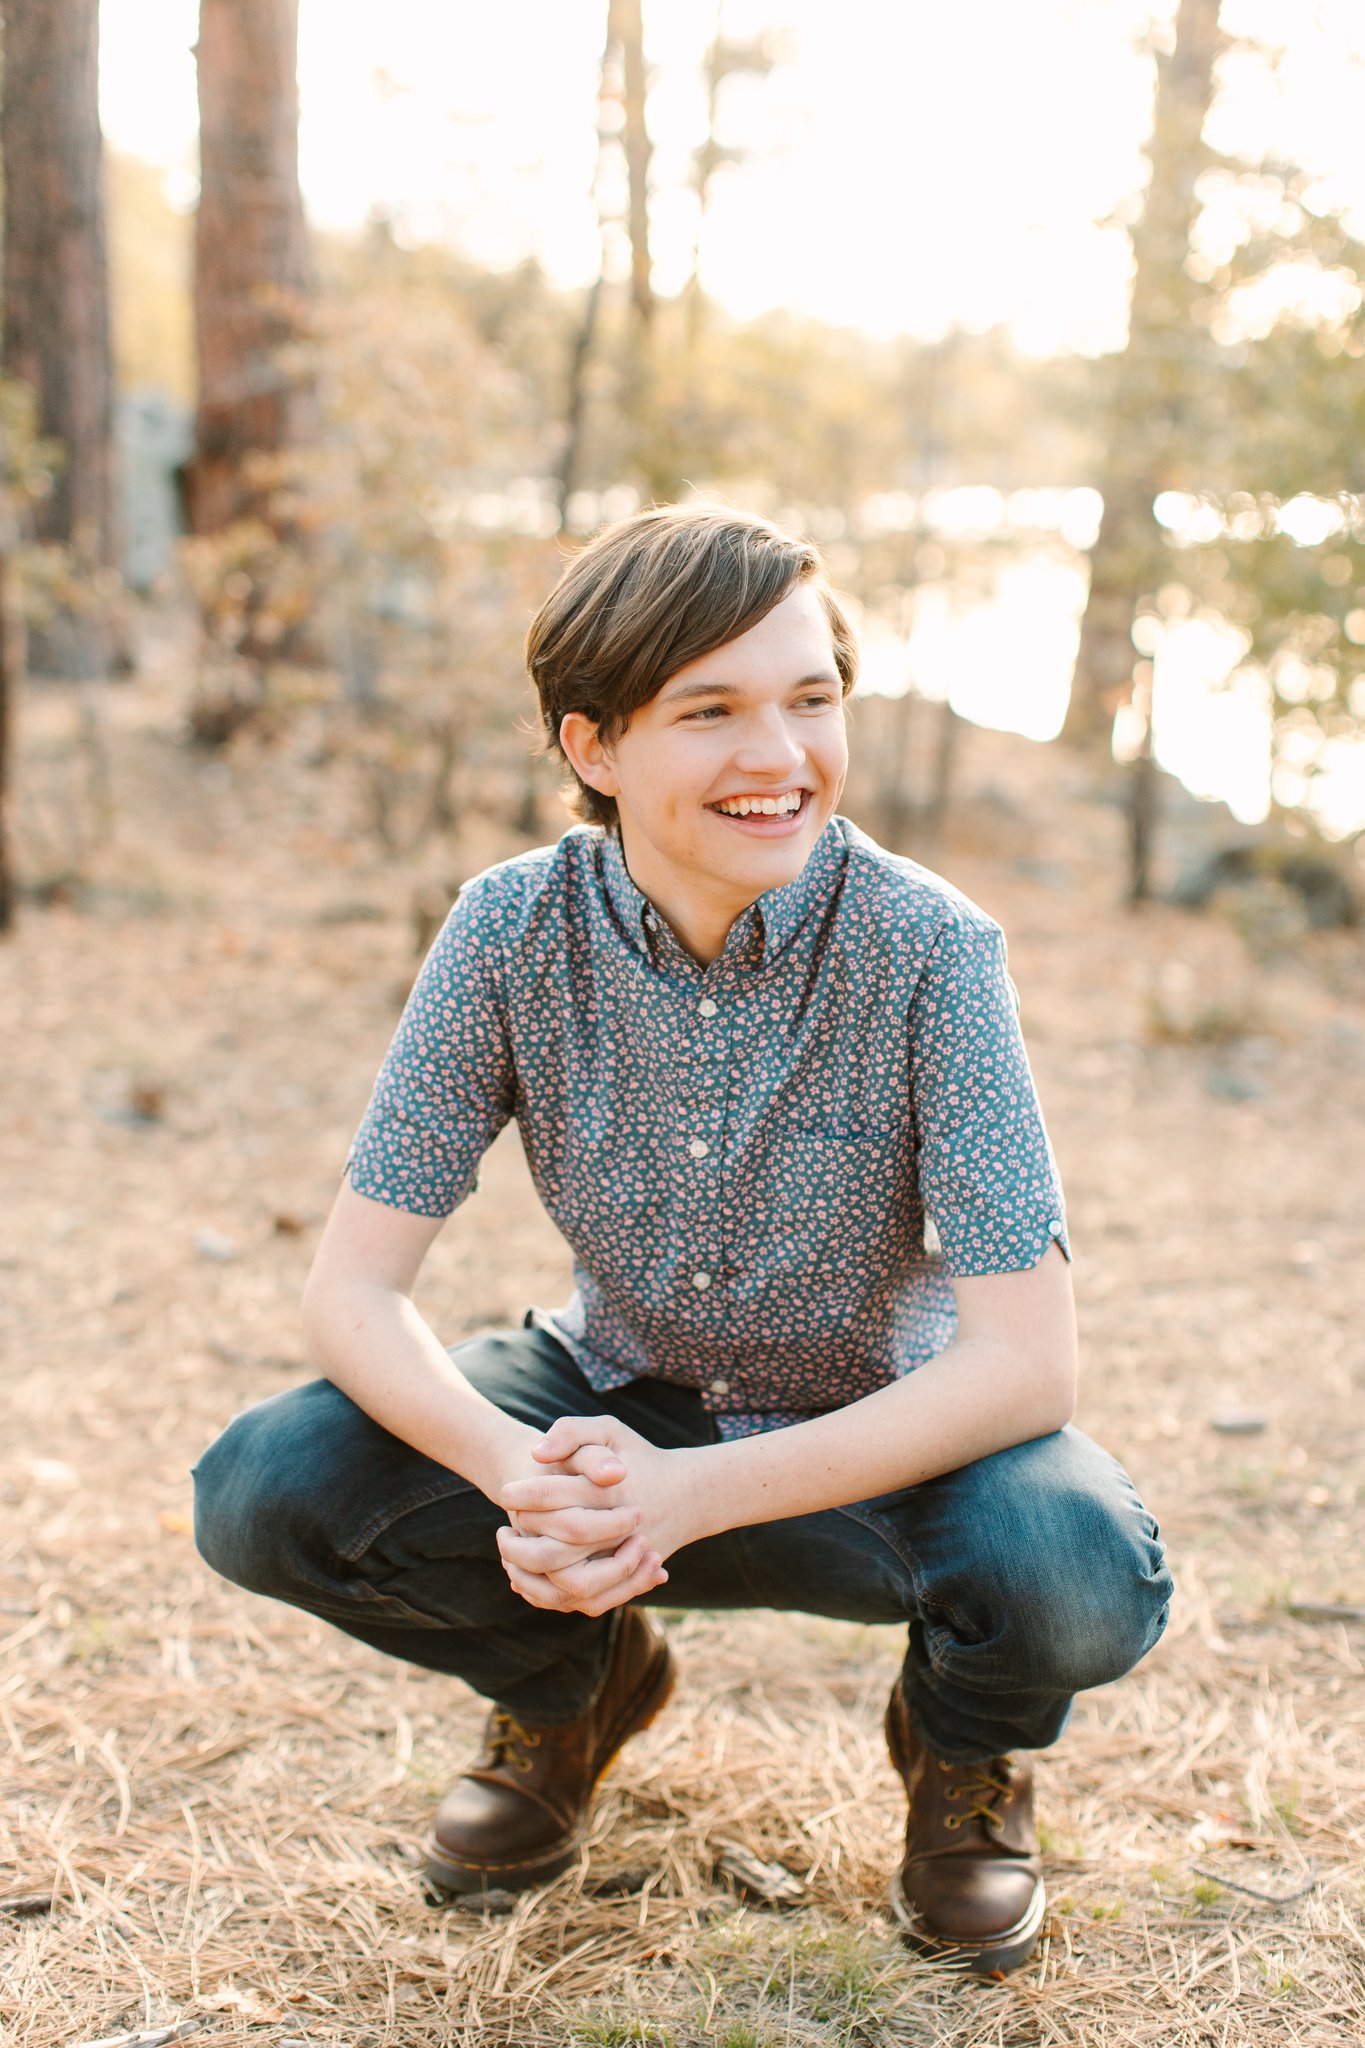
[[660, 672, 842, 704]]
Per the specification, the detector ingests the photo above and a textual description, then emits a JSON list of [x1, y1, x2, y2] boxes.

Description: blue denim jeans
[[193, 1318, 1172, 1763]]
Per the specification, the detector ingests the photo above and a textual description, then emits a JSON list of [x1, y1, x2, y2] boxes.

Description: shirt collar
[[754, 816, 845, 962], [598, 818, 846, 970], [600, 828, 656, 956]]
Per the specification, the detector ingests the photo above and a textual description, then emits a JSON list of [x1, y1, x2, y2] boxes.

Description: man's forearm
[[301, 1282, 536, 1499], [683, 1335, 1075, 1543]]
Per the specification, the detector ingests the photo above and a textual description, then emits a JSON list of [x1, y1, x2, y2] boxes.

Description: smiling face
[[560, 582, 849, 961]]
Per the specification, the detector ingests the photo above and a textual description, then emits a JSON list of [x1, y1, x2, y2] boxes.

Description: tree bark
[[1, 0, 116, 675], [183, 0, 313, 535], [611, 0, 654, 337], [555, 4, 620, 532], [1064, 0, 1223, 747], [555, 273, 604, 529]]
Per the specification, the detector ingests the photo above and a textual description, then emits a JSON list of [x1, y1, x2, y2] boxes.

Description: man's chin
[[722, 826, 821, 889]]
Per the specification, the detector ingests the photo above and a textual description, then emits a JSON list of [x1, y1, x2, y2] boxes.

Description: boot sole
[[888, 1867, 1046, 1977], [423, 1633, 677, 1898]]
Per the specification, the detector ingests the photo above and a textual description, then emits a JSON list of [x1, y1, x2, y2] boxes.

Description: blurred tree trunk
[[610, 0, 673, 498], [0, 500, 22, 932], [183, 0, 314, 535], [612, 0, 654, 338], [1, 0, 117, 678], [555, 5, 619, 530], [685, 14, 777, 352], [920, 698, 963, 858], [1063, 0, 1223, 750], [555, 273, 604, 527], [558, 0, 661, 519], [870, 690, 918, 852], [1127, 664, 1159, 905]]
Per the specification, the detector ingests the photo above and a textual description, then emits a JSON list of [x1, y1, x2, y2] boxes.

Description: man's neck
[[615, 828, 749, 968]]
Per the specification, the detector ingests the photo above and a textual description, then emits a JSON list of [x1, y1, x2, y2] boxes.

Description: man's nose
[[732, 705, 804, 773]]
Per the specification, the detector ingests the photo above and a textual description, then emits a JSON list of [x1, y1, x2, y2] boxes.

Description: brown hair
[[526, 504, 859, 828]]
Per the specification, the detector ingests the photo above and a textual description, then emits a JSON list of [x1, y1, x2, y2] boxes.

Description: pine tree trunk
[[1, 0, 116, 676], [183, 0, 313, 535], [1064, 0, 1223, 748], [611, 0, 654, 337], [555, 5, 621, 532]]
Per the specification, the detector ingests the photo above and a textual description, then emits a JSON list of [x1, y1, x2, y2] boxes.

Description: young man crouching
[[194, 506, 1172, 1976]]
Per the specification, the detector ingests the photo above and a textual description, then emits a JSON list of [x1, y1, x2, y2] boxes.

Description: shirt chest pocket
[[749, 1121, 908, 1277]]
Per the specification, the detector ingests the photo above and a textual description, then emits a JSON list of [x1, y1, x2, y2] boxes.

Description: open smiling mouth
[[706, 789, 812, 828]]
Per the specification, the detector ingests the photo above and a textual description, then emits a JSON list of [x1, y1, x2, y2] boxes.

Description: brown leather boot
[[424, 1606, 676, 1896], [885, 1683, 1045, 1976]]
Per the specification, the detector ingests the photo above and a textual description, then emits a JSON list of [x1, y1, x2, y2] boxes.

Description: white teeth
[[715, 791, 804, 817]]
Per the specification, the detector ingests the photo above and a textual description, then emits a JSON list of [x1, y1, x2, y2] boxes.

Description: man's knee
[[192, 1379, 385, 1595], [936, 1432, 1174, 1694], [1011, 1483, 1172, 1692]]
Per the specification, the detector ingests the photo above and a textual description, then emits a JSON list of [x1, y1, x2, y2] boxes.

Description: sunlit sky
[[100, 0, 1365, 353]]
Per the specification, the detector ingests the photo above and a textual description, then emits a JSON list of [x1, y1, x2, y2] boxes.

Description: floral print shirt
[[345, 817, 1070, 1439]]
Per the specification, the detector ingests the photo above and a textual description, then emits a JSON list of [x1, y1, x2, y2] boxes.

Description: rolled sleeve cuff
[[343, 1123, 483, 1219], [933, 1196, 1071, 1276]]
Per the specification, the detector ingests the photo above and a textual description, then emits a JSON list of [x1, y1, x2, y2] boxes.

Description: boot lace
[[939, 1755, 1014, 1833], [487, 1711, 542, 1775]]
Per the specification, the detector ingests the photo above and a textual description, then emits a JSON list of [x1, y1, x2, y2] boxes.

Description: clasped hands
[[495, 1416, 700, 1617]]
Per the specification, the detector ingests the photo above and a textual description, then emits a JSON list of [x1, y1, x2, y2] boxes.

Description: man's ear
[[560, 711, 621, 798]]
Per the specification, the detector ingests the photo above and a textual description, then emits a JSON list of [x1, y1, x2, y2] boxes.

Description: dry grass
[[3, 686, 1364, 2046]]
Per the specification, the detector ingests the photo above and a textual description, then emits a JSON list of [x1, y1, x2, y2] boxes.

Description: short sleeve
[[908, 914, 1070, 1277], [344, 879, 516, 1218]]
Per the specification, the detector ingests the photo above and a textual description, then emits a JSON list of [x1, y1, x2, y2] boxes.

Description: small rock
[[1014, 857, 1074, 891], [194, 1229, 239, 1262], [1203, 1068, 1264, 1102], [1211, 1408, 1268, 1435], [30, 1458, 80, 1489]]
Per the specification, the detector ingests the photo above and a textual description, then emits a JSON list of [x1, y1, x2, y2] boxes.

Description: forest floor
[[3, 664, 1365, 2048]]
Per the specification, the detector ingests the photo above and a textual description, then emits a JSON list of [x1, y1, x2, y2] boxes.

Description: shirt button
[[687, 1137, 710, 1159], [644, 911, 658, 931], [698, 998, 718, 1018], [691, 1270, 712, 1291], [709, 1377, 730, 1397], [1048, 1216, 1064, 1235]]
